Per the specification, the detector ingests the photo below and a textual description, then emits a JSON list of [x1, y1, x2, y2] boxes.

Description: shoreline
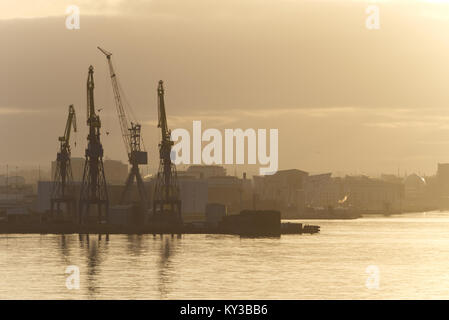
[[0, 222, 319, 236]]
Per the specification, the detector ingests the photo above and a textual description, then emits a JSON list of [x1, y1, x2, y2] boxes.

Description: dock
[[0, 210, 320, 236], [0, 222, 318, 236]]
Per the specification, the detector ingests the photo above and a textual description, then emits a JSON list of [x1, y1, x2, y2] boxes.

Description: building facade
[[253, 169, 308, 216]]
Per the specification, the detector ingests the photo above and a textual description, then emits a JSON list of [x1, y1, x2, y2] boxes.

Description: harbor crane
[[98, 47, 148, 213], [79, 65, 109, 224], [50, 104, 77, 219], [153, 80, 182, 224]]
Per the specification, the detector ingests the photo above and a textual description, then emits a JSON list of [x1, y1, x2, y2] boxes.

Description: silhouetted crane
[[153, 80, 182, 224], [79, 65, 109, 224], [98, 47, 148, 214], [50, 104, 77, 219]]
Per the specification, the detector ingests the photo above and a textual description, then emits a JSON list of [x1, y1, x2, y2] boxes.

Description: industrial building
[[339, 176, 403, 213], [185, 165, 227, 179], [37, 173, 209, 222], [253, 169, 308, 218], [305, 174, 403, 214]]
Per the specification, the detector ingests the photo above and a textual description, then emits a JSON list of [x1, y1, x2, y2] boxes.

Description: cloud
[[363, 108, 449, 130], [0, 0, 302, 20], [143, 106, 359, 128], [2, 1, 449, 174], [0, 107, 40, 115], [3, 0, 449, 21], [154, 106, 449, 133]]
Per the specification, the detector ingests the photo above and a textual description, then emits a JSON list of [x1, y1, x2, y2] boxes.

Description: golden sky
[[2, 0, 449, 177]]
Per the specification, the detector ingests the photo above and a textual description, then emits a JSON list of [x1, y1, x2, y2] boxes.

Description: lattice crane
[[79, 65, 109, 224], [153, 80, 182, 224], [50, 104, 77, 219], [98, 47, 148, 213]]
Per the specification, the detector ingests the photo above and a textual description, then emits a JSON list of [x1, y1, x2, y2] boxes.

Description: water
[[1, 212, 449, 299]]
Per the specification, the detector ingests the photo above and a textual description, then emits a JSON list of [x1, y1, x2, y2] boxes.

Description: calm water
[[1, 212, 449, 299]]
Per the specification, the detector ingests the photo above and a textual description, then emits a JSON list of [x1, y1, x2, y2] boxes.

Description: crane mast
[[153, 80, 182, 224], [79, 65, 109, 224], [98, 47, 148, 214], [50, 104, 77, 220]]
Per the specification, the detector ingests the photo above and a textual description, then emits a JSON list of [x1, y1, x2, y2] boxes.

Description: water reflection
[[58, 235, 71, 265], [5, 214, 449, 299], [126, 235, 146, 256], [55, 233, 182, 299], [78, 234, 109, 298], [158, 235, 181, 299]]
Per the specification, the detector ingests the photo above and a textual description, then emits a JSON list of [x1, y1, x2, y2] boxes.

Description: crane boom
[[59, 104, 77, 149], [97, 46, 131, 156], [97, 47, 148, 211], [157, 81, 171, 147]]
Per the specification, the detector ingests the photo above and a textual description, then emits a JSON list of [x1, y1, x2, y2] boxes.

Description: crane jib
[[98, 46, 147, 164]]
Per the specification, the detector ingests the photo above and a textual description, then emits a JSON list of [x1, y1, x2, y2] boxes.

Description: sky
[[2, 0, 449, 177]]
